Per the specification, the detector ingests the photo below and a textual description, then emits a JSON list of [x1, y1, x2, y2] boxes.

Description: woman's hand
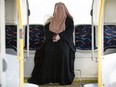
[[53, 34, 60, 42]]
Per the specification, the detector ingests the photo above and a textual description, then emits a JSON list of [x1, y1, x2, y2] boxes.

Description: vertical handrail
[[98, 0, 105, 87], [16, 0, 24, 87], [91, 0, 95, 61], [26, 0, 30, 61], [17, 1, 20, 62], [0, 0, 5, 87]]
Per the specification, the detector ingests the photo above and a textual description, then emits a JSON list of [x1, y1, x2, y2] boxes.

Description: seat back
[[104, 25, 116, 51], [75, 25, 97, 50], [24, 24, 44, 50], [6, 25, 17, 51]]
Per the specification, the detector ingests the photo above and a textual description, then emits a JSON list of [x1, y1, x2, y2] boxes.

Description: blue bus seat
[[75, 25, 97, 50], [6, 25, 17, 51], [104, 25, 116, 51], [24, 25, 44, 50]]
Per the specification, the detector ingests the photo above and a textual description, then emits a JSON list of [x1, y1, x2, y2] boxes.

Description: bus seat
[[104, 25, 116, 51], [6, 25, 17, 51], [24, 25, 44, 50], [75, 25, 97, 50]]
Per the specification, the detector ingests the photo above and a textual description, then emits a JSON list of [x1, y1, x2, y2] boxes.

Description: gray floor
[[39, 83, 80, 87]]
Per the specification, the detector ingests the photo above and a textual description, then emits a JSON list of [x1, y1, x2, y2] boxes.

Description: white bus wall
[[5, 0, 17, 24], [104, 0, 116, 24], [75, 51, 98, 78]]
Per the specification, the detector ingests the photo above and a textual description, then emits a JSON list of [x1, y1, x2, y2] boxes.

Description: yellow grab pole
[[16, 0, 24, 87], [98, 0, 105, 87]]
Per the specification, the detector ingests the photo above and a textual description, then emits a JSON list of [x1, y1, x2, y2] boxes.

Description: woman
[[28, 2, 76, 85]]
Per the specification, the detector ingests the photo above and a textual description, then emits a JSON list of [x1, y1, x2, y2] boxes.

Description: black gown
[[28, 16, 76, 85]]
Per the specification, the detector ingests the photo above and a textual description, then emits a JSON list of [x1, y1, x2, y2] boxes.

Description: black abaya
[[28, 16, 76, 85]]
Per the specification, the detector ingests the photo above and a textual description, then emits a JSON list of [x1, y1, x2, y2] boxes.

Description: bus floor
[[39, 83, 80, 87]]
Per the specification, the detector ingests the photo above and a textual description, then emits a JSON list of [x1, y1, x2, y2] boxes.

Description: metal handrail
[[16, 0, 24, 87], [97, 0, 105, 87], [24, 0, 30, 61], [91, 0, 98, 62]]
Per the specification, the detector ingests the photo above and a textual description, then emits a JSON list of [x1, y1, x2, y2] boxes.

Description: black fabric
[[28, 16, 76, 85]]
